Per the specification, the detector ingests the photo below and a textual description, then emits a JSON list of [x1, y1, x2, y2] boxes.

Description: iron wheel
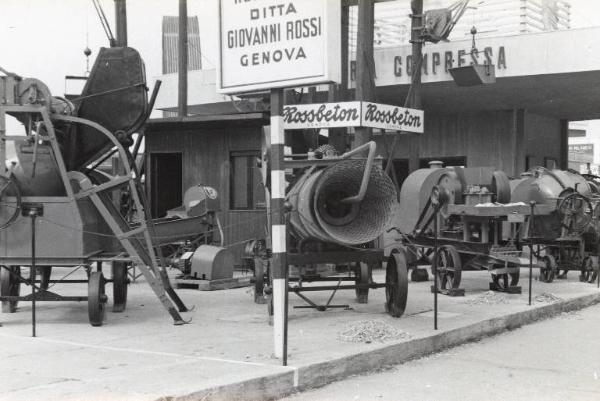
[[354, 262, 371, 304], [385, 248, 409, 318], [1, 265, 20, 313], [435, 245, 462, 291], [540, 255, 556, 283], [580, 257, 598, 283]]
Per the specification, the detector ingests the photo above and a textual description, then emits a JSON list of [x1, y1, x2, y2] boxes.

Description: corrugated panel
[[162, 16, 202, 74]]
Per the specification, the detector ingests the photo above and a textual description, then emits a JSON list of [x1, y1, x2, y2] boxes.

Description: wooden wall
[[145, 121, 267, 264]]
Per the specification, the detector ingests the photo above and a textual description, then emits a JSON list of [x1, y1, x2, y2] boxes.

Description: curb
[[167, 292, 600, 401]]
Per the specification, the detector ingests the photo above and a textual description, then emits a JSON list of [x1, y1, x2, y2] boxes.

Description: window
[[230, 151, 266, 210]]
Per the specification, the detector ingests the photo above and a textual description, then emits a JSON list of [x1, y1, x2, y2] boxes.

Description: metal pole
[[433, 206, 438, 330], [270, 88, 288, 365], [178, 0, 188, 117], [529, 201, 535, 306], [408, 0, 423, 173], [354, 0, 375, 147], [114, 0, 128, 46], [30, 210, 37, 337]]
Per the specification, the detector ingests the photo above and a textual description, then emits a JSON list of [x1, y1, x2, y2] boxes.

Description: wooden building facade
[[144, 113, 269, 264]]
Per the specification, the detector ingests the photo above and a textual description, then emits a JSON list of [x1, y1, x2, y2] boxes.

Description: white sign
[[362, 102, 424, 133], [282, 101, 362, 129], [218, 0, 341, 94], [282, 101, 424, 133]]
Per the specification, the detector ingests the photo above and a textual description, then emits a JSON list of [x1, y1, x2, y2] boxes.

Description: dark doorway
[[150, 152, 183, 218], [382, 159, 410, 190]]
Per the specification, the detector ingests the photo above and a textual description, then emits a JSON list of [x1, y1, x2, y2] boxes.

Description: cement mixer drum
[[288, 159, 397, 245]]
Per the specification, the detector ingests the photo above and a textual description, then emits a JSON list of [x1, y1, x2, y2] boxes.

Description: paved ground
[[283, 302, 600, 401], [0, 265, 599, 401]]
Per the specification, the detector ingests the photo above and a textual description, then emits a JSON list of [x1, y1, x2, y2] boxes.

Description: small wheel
[[354, 262, 370, 304], [39, 266, 51, 291], [254, 258, 267, 304], [88, 271, 107, 326], [435, 245, 462, 291], [112, 262, 128, 312], [1, 265, 20, 313], [509, 269, 520, 287], [580, 257, 598, 283], [0, 175, 21, 230], [540, 255, 556, 283], [491, 273, 510, 290], [411, 267, 430, 282], [385, 249, 409, 317]]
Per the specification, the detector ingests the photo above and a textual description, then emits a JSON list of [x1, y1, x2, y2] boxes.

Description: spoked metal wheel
[[435, 245, 462, 291], [0, 175, 21, 230], [540, 255, 557, 283], [1, 265, 21, 313], [385, 249, 409, 317], [354, 262, 371, 304], [580, 257, 598, 283], [112, 262, 128, 312], [88, 271, 107, 326]]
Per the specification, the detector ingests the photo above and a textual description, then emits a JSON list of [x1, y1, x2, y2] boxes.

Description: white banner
[[282, 101, 424, 133], [362, 102, 424, 133], [218, 0, 341, 94]]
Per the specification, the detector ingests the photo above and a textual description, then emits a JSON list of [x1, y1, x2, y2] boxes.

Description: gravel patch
[[337, 320, 411, 344], [464, 291, 509, 305]]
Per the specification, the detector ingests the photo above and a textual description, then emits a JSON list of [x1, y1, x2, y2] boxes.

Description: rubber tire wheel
[[1, 266, 20, 313], [435, 245, 462, 291], [355, 262, 370, 304], [112, 262, 128, 313], [540, 255, 556, 283], [88, 272, 106, 327], [386, 249, 409, 318]]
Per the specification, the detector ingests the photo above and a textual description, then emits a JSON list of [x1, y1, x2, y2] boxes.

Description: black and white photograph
[[1, 0, 600, 400]]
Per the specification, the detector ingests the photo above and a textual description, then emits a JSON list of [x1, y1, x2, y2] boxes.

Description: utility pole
[[408, 0, 423, 172], [354, 0, 375, 148], [114, 0, 127, 46], [178, 0, 188, 117]]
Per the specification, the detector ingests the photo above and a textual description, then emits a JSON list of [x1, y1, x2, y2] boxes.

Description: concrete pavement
[[1, 266, 599, 401]]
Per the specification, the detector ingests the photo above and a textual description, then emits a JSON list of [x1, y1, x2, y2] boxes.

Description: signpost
[[218, 0, 342, 365]]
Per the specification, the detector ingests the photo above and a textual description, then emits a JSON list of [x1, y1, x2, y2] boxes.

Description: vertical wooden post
[[178, 0, 188, 117], [354, 0, 375, 148], [0, 106, 6, 175], [114, 0, 128, 46], [408, 0, 423, 173], [329, 5, 350, 153], [270, 88, 288, 365]]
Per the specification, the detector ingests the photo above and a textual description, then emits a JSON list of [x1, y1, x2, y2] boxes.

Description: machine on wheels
[[511, 168, 600, 284], [0, 47, 226, 326], [393, 163, 553, 295], [249, 142, 408, 317]]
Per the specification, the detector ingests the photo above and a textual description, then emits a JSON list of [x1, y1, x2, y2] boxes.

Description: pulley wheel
[[88, 271, 107, 327], [112, 262, 128, 313], [385, 248, 409, 317], [540, 255, 556, 283], [1, 265, 20, 313], [435, 245, 462, 291], [354, 262, 371, 304]]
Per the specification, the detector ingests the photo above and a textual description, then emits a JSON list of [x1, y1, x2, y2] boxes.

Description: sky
[[1, 0, 599, 100]]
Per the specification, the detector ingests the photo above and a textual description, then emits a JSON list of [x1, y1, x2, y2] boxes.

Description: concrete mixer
[[0, 47, 228, 326], [511, 167, 600, 284], [392, 162, 552, 295], [249, 141, 408, 317]]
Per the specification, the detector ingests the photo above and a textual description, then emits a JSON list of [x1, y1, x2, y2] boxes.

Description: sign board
[[282, 101, 424, 133], [218, 0, 341, 94], [568, 144, 593, 164]]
